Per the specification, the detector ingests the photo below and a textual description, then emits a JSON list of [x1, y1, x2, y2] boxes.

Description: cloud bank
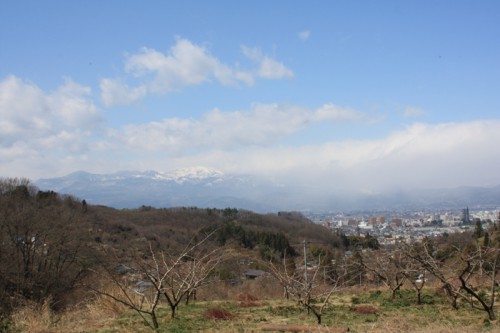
[[115, 103, 363, 152], [2, 73, 499, 193]]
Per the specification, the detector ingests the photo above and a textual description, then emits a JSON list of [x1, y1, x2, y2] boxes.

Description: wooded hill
[[0, 178, 351, 315]]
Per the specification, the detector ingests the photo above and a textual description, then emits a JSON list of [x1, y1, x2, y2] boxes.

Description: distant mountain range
[[35, 167, 500, 213]]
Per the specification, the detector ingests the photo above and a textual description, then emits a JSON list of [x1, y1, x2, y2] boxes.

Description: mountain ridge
[[35, 168, 500, 213]]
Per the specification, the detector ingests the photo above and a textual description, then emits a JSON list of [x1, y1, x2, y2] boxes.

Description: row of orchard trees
[[267, 229, 499, 324], [400, 235, 499, 320], [94, 223, 499, 329]]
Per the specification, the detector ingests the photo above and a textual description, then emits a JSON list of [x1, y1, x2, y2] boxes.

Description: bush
[[352, 305, 378, 314], [204, 307, 235, 321]]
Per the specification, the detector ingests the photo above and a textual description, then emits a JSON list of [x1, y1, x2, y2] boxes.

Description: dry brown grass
[[353, 310, 498, 333], [357, 320, 493, 333], [11, 299, 54, 333], [236, 292, 263, 307], [10, 284, 144, 333], [197, 276, 283, 301], [8, 283, 500, 333]]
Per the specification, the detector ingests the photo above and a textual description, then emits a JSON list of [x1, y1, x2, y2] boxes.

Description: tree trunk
[[170, 304, 177, 319], [443, 284, 458, 309], [150, 312, 159, 331], [307, 305, 322, 324], [460, 277, 496, 320], [487, 308, 496, 321], [315, 312, 322, 325]]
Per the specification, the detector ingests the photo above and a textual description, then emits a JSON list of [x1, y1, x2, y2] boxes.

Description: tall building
[[462, 207, 470, 224], [391, 218, 402, 227]]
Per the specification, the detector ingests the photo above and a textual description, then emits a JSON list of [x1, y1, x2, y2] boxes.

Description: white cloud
[[48, 78, 102, 128], [101, 38, 294, 106], [0, 76, 51, 144], [100, 78, 147, 107], [155, 119, 500, 192], [313, 103, 364, 122], [0, 75, 103, 176], [403, 106, 426, 117], [111, 109, 500, 192], [3, 74, 500, 193], [115, 103, 361, 152], [125, 38, 260, 90], [241, 46, 294, 79], [298, 30, 310, 41]]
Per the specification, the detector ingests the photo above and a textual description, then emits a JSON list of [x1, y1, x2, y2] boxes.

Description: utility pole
[[303, 239, 308, 286]]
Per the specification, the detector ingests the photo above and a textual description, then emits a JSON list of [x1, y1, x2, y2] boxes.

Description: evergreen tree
[[473, 220, 484, 239]]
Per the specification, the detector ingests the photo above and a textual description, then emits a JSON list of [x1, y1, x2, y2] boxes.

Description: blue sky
[[1, 1, 500, 192]]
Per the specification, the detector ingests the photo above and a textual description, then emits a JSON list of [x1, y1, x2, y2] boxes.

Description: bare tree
[[401, 240, 463, 309], [89, 231, 223, 331], [402, 260, 427, 305], [267, 253, 349, 324], [361, 249, 407, 299], [456, 246, 499, 320], [87, 257, 163, 331], [400, 238, 500, 318], [150, 241, 222, 319]]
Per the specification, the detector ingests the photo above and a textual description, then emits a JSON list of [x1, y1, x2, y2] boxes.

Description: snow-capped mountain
[[35, 167, 282, 212], [34, 168, 500, 213], [102, 167, 226, 184]]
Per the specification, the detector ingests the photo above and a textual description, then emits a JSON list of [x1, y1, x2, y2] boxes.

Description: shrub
[[204, 307, 235, 321], [352, 305, 378, 314]]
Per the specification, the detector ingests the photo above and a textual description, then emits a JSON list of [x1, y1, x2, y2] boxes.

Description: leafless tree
[[401, 240, 463, 309], [89, 231, 223, 331], [361, 249, 407, 299], [401, 237, 500, 321], [267, 253, 349, 324], [148, 240, 222, 320], [456, 245, 499, 320], [402, 260, 427, 305]]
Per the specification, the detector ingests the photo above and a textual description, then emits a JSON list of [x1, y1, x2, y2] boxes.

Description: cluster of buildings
[[305, 208, 500, 245]]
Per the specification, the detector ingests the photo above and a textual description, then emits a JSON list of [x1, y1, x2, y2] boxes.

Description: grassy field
[[8, 286, 500, 333]]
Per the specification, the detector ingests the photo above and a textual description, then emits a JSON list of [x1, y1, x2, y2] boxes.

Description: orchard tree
[[267, 251, 351, 324], [362, 249, 407, 299], [90, 231, 223, 331]]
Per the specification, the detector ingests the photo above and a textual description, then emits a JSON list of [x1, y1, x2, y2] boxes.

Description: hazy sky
[[1, 1, 500, 192]]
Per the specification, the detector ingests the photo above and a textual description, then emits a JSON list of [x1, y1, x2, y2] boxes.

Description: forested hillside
[[0, 178, 344, 316]]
